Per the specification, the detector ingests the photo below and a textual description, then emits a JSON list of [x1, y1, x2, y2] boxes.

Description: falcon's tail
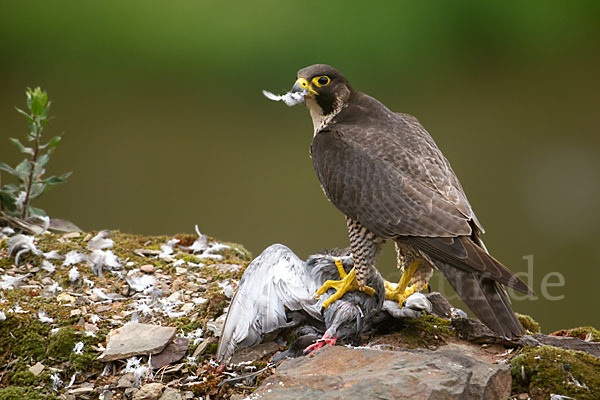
[[436, 261, 525, 339]]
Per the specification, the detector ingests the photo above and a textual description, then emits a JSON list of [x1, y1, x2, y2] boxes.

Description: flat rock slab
[[152, 337, 189, 369], [252, 344, 510, 400], [99, 322, 176, 361]]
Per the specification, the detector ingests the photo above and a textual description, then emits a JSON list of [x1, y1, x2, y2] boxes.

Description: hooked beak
[[292, 77, 318, 97]]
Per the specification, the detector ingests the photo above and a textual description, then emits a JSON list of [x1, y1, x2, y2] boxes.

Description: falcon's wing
[[216, 244, 324, 363], [311, 103, 482, 239]]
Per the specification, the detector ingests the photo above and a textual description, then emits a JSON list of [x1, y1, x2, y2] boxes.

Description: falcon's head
[[293, 64, 353, 122]]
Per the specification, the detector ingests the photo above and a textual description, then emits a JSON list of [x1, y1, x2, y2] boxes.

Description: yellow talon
[[385, 260, 422, 304], [315, 260, 375, 309]]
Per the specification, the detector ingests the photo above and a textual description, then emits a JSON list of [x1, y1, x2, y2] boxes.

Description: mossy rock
[[511, 345, 600, 399], [516, 313, 540, 334], [551, 326, 600, 342]]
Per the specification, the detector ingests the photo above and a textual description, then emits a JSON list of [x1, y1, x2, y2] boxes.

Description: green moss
[[517, 313, 540, 334], [180, 253, 202, 264], [0, 386, 57, 400], [0, 316, 50, 363], [69, 352, 101, 373], [387, 314, 456, 349], [558, 326, 600, 342], [10, 369, 37, 386], [16, 330, 47, 361], [0, 387, 27, 400], [47, 327, 78, 360], [205, 343, 218, 355], [511, 345, 600, 399]]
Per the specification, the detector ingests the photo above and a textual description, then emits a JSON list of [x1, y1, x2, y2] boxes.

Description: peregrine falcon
[[267, 64, 533, 339]]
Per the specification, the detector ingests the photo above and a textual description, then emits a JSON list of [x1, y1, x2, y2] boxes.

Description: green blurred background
[[1, 1, 599, 331]]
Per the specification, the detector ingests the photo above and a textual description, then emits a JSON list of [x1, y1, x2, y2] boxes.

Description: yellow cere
[[295, 77, 319, 95]]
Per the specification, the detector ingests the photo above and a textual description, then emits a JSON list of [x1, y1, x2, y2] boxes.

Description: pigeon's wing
[[216, 244, 323, 362]]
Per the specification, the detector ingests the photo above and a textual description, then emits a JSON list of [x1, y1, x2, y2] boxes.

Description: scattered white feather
[[450, 307, 468, 319], [218, 280, 235, 299], [126, 271, 156, 294], [192, 297, 208, 305], [187, 261, 205, 268], [68, 266, 80, 282], [87, 230, 114, 250], [123, 357, 151, 386], [83, 278, 95, 287], [73, 342, 84, 354], [15, 191, 27, 211], [90, 314, 100, 323], [187, 225, 208, 253], [186, 356, 197, 365], [34, 215, 50, 231], [0, 273, 30, 289], [66, 371, 78, 388], [159, 238, 179, 259], [50, 373, 63, 390], [43, 250, 63, 260], [263, 89, 306, 106], [63, 250, 88, 266], [0, 311, 6, 321], [1, 226, 15, 236], [8, 234, 42, 264], [198, 253, 223, 260], [38, 309, 54, 323], [46, 282, 63, 294], [158, 298, 187, 318], [10, 303, 28, 313], [172, 259, 185, 267], [89, 249, 121, 277], [51, 327, 60, 335], [180, 327, 204, 346], [41, 260, 56, 273]]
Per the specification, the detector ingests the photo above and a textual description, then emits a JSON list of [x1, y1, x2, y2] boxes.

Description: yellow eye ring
[[312, 75, 331, 87]]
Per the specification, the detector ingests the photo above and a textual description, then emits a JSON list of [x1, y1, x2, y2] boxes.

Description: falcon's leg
[[346, 217, 385, 289], [385, 242, 434, 304], [315, 218, 383, 309]]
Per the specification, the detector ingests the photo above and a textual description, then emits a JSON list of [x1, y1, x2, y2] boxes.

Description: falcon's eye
[[313, 76, 331, 87]]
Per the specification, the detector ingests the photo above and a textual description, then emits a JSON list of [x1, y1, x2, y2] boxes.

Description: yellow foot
[[384, 260, 427, 304], [315, 261, 375, 310], [385, 282, 425, 304]]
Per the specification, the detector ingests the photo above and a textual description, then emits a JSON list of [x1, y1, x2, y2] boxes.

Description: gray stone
[[159, 388, 182, 400], [151, 337, 189, 369], [140, 264, 156, 273], [29, 361, 44, 376], [426, 291, 454, 319], [132, 382, 164, 400], [99, 322, 176, 361], [67, 384, 95, 395], [231, 341, 282, 364], [117, 372, 136, 388], [452, 317, 498, 343], [99, 390, 114, 400], [533, 333, 600, 357], [252, 344, 511, 400]]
